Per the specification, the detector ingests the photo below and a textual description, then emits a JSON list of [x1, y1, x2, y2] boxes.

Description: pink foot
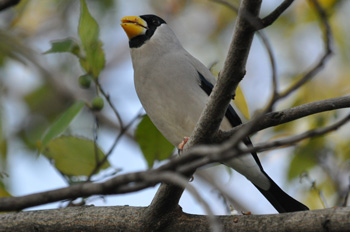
[[177, 137, 189, 152]]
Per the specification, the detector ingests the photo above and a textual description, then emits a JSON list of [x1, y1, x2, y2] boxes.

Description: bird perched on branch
[[120, 14, 309, 213]]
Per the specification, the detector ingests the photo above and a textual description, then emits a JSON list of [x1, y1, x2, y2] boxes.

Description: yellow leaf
[[234, 85, 250, 120]]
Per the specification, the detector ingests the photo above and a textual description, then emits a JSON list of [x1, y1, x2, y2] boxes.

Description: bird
[[120, 14, 309, 213]]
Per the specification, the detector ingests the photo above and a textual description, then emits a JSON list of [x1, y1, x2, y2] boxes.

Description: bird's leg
[[177, 137, 189, 154]]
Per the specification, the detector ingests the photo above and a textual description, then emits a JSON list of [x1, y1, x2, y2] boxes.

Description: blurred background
[[0, 0, 350, 215]]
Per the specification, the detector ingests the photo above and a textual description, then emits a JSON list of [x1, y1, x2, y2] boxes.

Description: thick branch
[[0, 206, 350, 232], [190, 0, 262, 145]]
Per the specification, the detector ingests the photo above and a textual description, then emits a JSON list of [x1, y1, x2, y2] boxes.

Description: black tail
[[224, 106, 309, 213], [254, 174, 309, 213]]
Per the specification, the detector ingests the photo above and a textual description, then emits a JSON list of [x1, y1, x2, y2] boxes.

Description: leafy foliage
[[45, 0, 105, 79], [78, 0, 105, 78]]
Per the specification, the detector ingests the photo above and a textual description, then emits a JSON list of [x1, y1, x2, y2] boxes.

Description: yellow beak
[[120, 16, 148, 39]]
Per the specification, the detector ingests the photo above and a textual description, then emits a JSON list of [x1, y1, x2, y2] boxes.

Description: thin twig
[[211, 0, 239, 12], [96, 80, 124, 128], [211, 0, 278, 112], [93, 116, 100, 171], [243, 113, 350, 154], [256, 30, 278, 111], [223, 95, 350, 139], [106, 108, 144, 156], [259, 0, 295, 29], [196, 170, 249, 213], [302, 173, 328, 208], [279, 0, 333, 99], [87, 109, 143, 180]]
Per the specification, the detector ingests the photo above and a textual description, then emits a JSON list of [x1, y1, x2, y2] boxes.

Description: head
[[121, 14, 176, 48]]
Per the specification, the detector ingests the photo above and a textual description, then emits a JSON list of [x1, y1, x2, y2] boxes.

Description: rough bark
[[1, 206, 349, 232]]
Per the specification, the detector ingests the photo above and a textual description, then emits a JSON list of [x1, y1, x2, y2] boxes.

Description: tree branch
[[259, 0, 295, 29], [278, 0, 333, 99], [190, 0, 262, 145], [1, 206, 349, 232], [224, 95, 350, 138], [243, 113, 350, 154]]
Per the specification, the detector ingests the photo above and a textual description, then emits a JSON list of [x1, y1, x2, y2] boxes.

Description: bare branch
[[279, 0, 333, 99], [245, 113, 350, 154], [96, 80, 124, 128], [87, 109, 143, 180], [259, 0, 295, 29], [196, 169, 249, 213], [211, 0, 278, 110], [256, 30, 278, 111], [189, 0, 262, 146], [225, 95, 350, 137], [211, 0, 239, 12]]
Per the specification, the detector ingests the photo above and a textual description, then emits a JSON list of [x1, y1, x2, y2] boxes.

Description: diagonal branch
[[278, 0, 333, 99], [223, 95, 350, 138], [189, 0, 262, 146], [243, 113, 350, 154], [259, 0, 295, 29]]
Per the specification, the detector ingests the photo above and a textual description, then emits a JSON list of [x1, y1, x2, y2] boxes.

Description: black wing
[[198, 71, 242, 128], [197, 71, 263, 169]]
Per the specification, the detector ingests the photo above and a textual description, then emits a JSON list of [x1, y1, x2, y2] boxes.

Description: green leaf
[[40, 101, 85, 150], [78, 0, 105, 78], [135, 115, 174, 168], [44, 37, 80, 57], [42, 136, 110, 176]]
